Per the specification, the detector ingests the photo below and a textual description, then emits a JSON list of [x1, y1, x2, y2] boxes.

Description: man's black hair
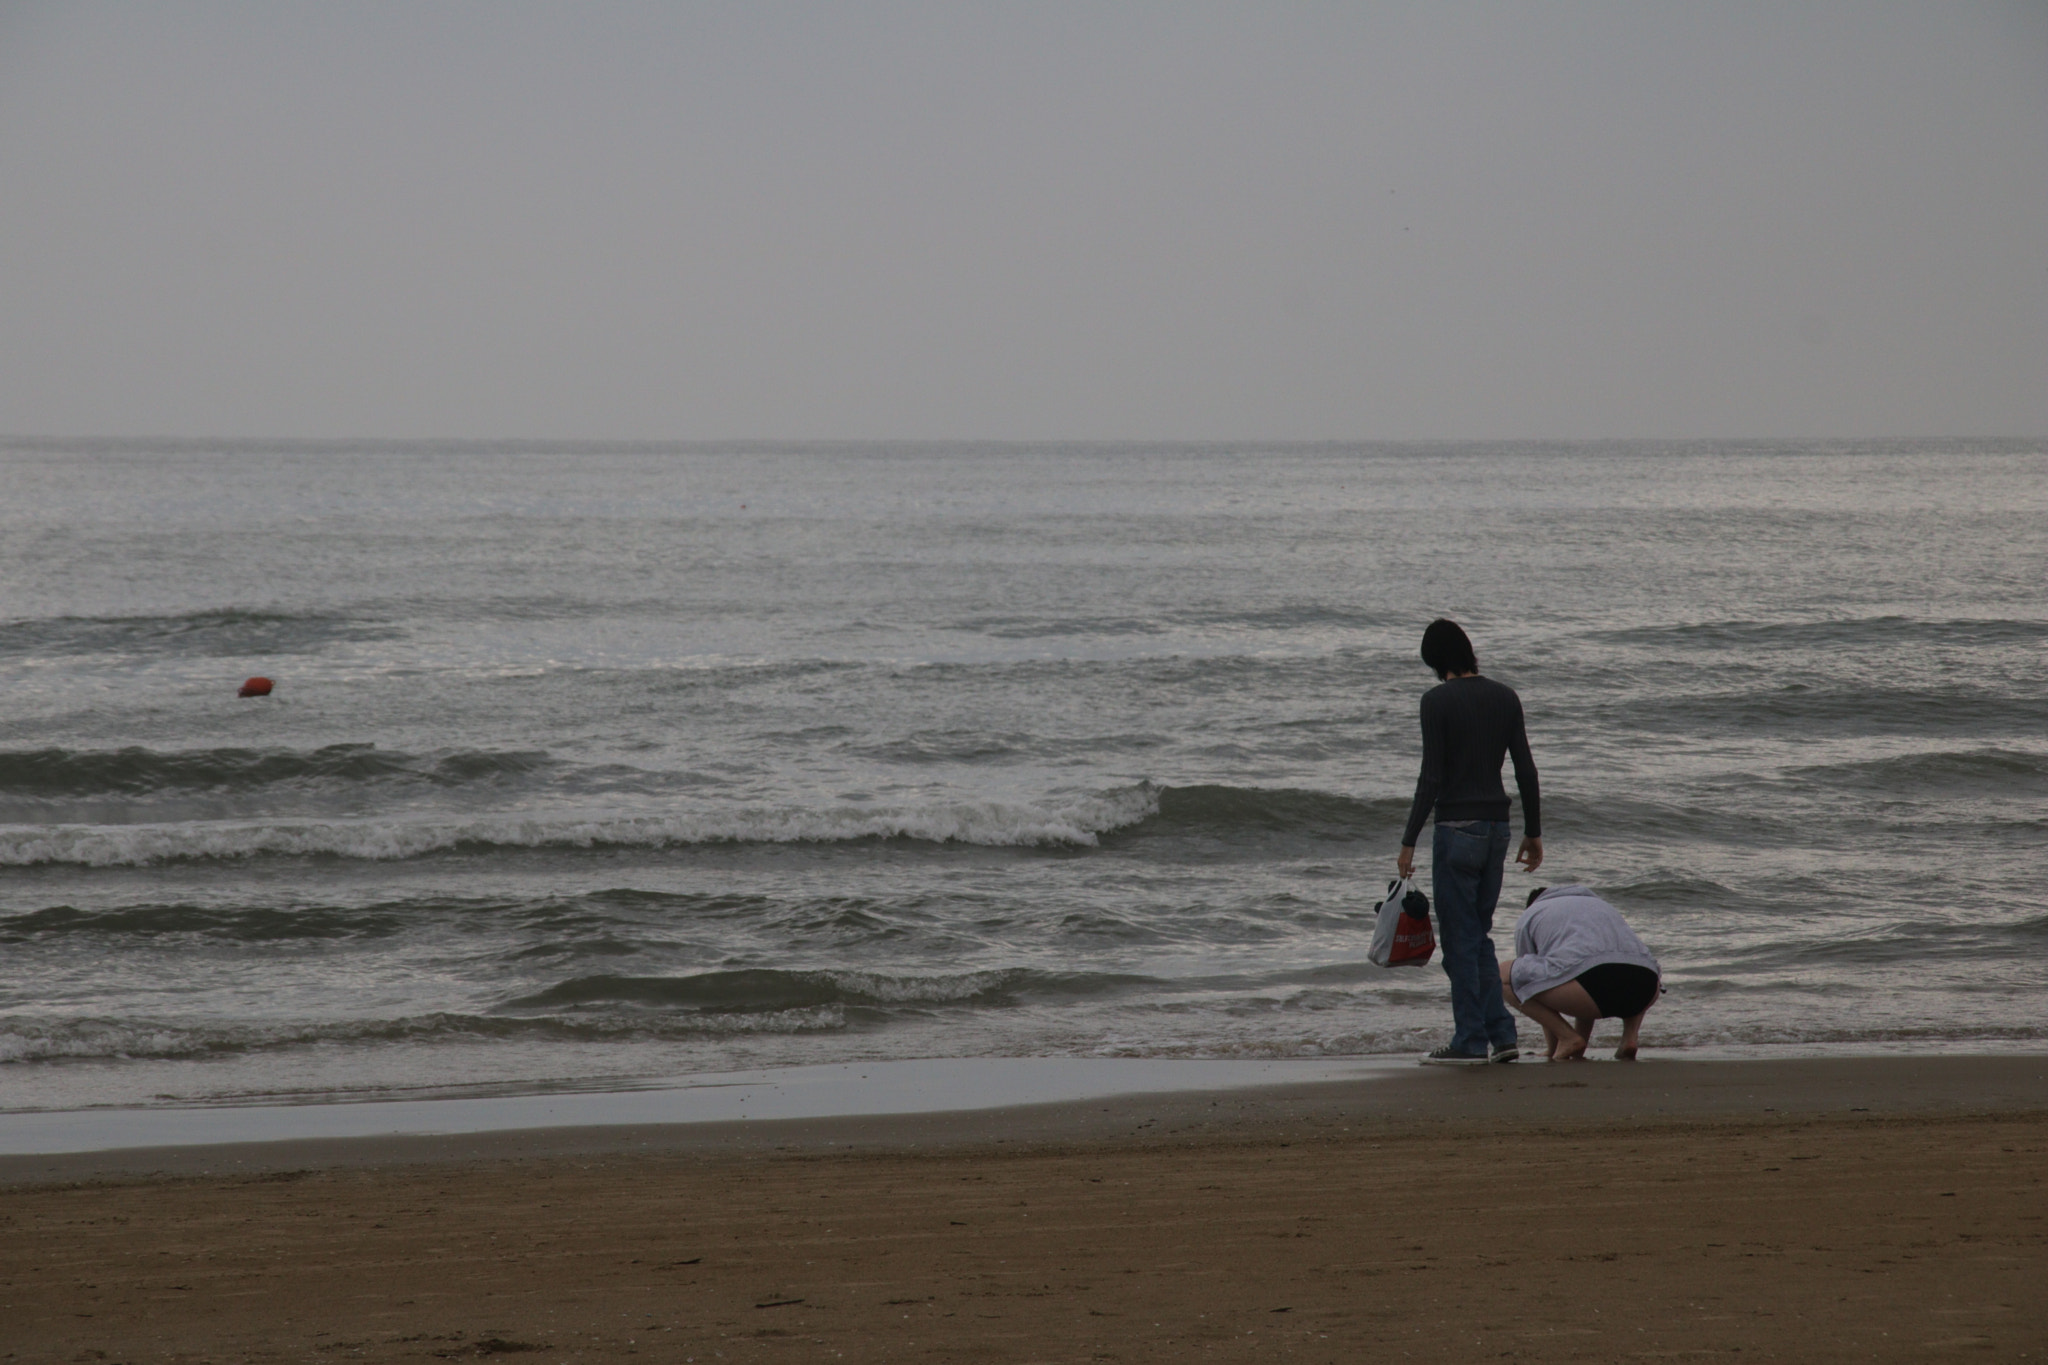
[[1420, 618, 1478, 680], [1525, 886, 1548, 907]]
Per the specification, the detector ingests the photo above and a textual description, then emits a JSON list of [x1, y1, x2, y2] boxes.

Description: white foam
[[0, 785, 1162, 867]]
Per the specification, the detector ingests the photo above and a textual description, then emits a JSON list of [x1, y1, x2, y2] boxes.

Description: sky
[[1, 1, 2043, 441]]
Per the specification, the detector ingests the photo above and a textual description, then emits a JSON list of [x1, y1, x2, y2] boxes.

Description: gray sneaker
[[1419, 1044, 1489, 1066], [1490, 1042, 1521, 1064]]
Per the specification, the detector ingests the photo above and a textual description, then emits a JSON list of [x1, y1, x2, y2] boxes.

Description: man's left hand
[[1515, 836, 1543, 872]]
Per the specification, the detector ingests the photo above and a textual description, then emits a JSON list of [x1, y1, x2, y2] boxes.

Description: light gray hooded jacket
[[1509, 885, 1661, 1002]]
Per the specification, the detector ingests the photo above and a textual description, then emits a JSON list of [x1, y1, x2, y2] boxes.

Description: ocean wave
[[1119, 784, 1408, 842], [947, 605, 1392, 640], [1593, 877, 1754, 908], [0, 903, 413, 943], [852, 731, 1032, 764], [2010, 912, 2048, 941], [0, 743, 553, 799], [0, 780, 1426, 866], [951, 614, 1171, 640], [1684, 912, 2048, 970], [1589, 615, 2048, 650], [1533, 795, 1780, 844], [1612, 685, 2048, 737], [1, 888, 929, 944], [0, 890, 693, 943], [0, 885, 1375, 948], [851, 730, 1176, 766], [0, 608, 401, 660], [0, 785, 1163, 866], [1784, 747, 2048, 796], [498, 966, 1156, 1014], [10, 1009, 2042, 1070], [0, 1008, 850, 1064], [1636, 1021, 2048, 1049]]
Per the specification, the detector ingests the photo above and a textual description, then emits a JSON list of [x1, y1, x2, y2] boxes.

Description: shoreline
[[4, 1054, 2044, 1363], [0, 1055, 1385, 1163], [4, 1052, 2042, 1186]]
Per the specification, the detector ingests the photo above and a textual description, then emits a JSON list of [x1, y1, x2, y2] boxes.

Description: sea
[[3, 439, 2045, 1116]]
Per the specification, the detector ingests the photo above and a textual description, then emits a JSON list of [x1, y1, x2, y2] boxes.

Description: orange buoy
[[238, 676, 274, 698]]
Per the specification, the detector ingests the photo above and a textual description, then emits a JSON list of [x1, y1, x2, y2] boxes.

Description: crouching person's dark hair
[[1420, 618, 1478, 680]]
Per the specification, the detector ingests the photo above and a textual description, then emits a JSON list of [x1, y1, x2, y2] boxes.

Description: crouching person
[[1500, 885, 1662, 1062]]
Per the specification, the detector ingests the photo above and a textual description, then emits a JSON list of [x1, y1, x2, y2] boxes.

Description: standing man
[[1397, 618, 1542, 1065]]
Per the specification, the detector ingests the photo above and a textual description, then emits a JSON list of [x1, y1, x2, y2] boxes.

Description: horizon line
[[6, 433, 2044, 451]]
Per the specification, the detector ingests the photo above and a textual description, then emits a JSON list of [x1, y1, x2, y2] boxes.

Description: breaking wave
[[0, 785, 1165, 866], [1121, 784, 1408, 841], [0, 781, 1436, 867]]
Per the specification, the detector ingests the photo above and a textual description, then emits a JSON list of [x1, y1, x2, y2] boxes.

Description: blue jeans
[[1431, 819, 1518, 1055]]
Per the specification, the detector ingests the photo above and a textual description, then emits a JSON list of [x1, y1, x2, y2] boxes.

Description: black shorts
[[1574, 963, 1660, 1019]]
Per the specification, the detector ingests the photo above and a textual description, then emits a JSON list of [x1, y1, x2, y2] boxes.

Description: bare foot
[[1550, 1043, 1588, 1062], [1615, 1046, 1638, 1061]]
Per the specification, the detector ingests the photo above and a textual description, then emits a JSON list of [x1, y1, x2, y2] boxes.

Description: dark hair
[[1525, 886, 1548, 907], [1420, 618, 1477, 679]]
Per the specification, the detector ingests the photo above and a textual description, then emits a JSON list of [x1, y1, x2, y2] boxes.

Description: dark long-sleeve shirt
[[1400, 674, 1541, 846]]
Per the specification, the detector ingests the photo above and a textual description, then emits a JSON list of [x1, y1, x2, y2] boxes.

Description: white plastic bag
[[1368, 875, 1435, 968]]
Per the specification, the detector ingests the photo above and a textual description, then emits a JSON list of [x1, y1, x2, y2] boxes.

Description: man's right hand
[[1396, 844, 1415, 879]]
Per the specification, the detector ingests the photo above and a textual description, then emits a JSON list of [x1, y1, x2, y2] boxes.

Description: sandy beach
[[4, 1056, 2045, 1363]]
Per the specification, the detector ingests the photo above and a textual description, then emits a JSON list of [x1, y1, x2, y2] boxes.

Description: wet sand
[[4, 1056, 2045, 1363]]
